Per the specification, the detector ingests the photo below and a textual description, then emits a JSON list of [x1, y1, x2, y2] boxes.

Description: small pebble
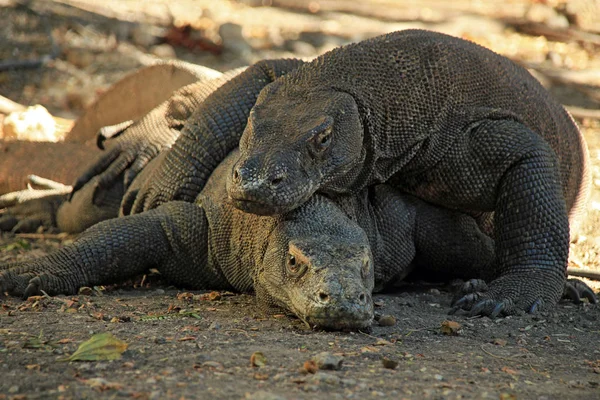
[[378, 315, 396, 327], [309, 372, 340, 385], [312, 352, 343, 370], [382, 357, 399, 370]]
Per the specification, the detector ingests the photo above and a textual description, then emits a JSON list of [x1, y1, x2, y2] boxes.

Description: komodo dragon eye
[[287, 254, 307, 278], [313, 126, 333, 152], [308, 117, 334, 157]]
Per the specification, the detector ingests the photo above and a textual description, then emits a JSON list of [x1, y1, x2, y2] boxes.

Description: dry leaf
[[501, 366, 519, 375], [360, 346, 380, 353], [303, 359, 318, 374], [250, 351, 267, 367], [440, 320, 462, 335], [199, 291, 222, 301], [374, 338, 393, 346], [64, 332, 127, 362], [177, 292, 194, 301]]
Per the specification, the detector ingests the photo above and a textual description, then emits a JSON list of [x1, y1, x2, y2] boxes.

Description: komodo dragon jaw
[[226, 89, 364, 216], [257, 230, 375, 330]]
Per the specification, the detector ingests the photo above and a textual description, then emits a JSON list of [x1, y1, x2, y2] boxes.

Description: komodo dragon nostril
[[358, 293, 366, 303], [318, 292, 330, 303], [232, 167, 242, 184]]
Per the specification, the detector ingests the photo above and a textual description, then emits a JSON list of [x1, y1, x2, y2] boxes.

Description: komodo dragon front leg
[[128, 59, 306, 214], [398, 119, 572, 316]]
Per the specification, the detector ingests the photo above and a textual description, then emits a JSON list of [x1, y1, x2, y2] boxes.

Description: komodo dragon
[[0, 148, 519, 330], [0, 60, 225, 196], [114, 30, 590, 318], [0, 67, 245, 234]]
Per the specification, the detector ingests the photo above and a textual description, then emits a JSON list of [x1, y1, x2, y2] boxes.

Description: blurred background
[[1, 0, 599, 118], [0, 0, 599, 278]]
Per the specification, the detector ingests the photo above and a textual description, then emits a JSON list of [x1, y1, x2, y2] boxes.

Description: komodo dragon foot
[[450, 278, 598, 317]]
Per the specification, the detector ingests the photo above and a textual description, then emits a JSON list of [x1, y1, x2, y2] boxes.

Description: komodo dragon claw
[[451, 277, 598, 317], [563, 279, 598, 304]]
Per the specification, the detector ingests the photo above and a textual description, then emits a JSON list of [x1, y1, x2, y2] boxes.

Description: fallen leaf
[[360, 346, 380, 353], [374, 338, 393, 346], [64, 332, 127, 362], [178, 336, 196, 342], [254, 373, 269, 380], [78, 287, 93, 296], [440, 320, 462, 335], [177, 292, 194, 301], [501, 366, 519, 375], [81, 377, 123, 391], [250, 351, 267, 367], [26, 364, 40, 370], [303, 359, 318, 374], [57, 338, 75, 344], [492, 338, 507, 346], [199, 291, 222, 301]]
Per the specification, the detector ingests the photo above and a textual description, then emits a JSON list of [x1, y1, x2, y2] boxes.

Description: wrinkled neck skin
[[255, 194, 375, 330], [226, 83, 368, 216]]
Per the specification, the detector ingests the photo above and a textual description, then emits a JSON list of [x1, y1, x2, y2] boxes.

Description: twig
[[565, 106, 600, 120], [567, 267, 600, 281], [479, 343, 521, 361], [15, 233, 69, 240], [0, 95, 26, 114]]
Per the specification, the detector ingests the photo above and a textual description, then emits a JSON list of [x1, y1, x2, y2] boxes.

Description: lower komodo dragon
[[1, 147, 532, 330], [104, 29, 591, 318]]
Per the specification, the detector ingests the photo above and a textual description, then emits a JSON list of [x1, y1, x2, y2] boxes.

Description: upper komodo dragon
[[106, 29, 591, 318]]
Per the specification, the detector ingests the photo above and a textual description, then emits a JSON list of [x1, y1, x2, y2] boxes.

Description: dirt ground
[[1, 1, 600, 399]]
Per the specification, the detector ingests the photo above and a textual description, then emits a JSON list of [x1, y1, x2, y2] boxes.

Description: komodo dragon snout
[[257, 226, 375, 330], [227, 89, 364, 215]]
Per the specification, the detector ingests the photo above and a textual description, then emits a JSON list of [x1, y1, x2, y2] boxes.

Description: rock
[[378, 315, 396, 327], [526, 3, 569, 28], [219, 23, 252, 57], [381, 357, 399, 369], [131, 24, 161, 48], [312, 352, 343, 370], [65, 48, 95, 68], [3, 105, 66, 142], [284, 40, 317, 57], [245, 391, 286, 400], [309, 372, 341, 385], [151, 44, 177, 59]]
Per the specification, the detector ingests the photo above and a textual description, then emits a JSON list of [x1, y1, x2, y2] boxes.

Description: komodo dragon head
[[253, 194, 374, 330], [227, 85, 363, 216]]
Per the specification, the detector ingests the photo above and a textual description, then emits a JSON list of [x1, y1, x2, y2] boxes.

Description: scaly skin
[[219, 30, 590, 317]]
